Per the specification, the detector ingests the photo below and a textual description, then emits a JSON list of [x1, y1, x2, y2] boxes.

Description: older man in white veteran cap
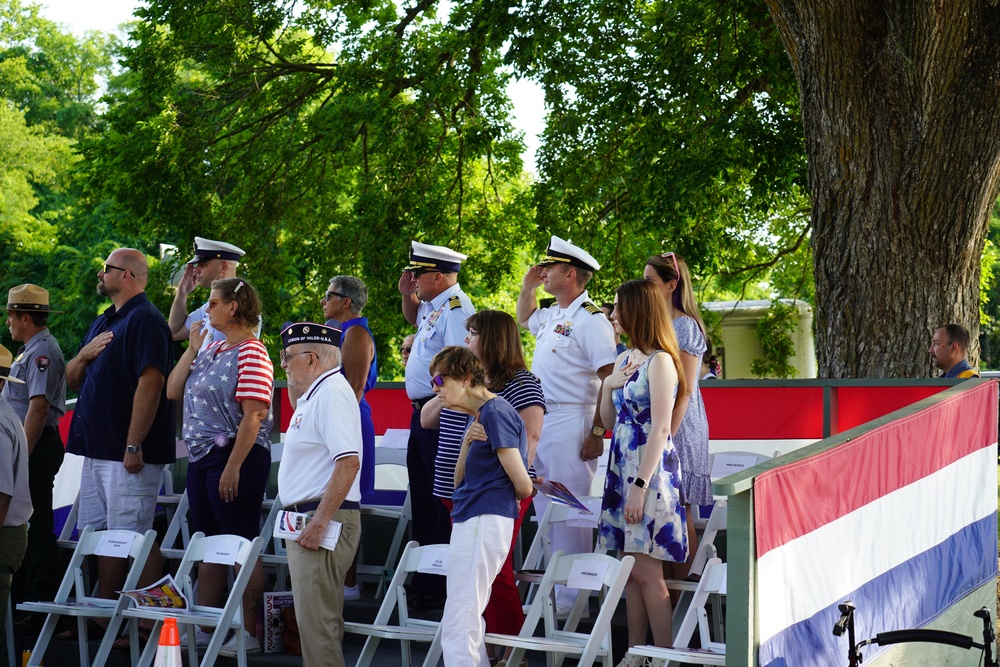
[[516, 235, 616, 613], [0, 344, 31, 654], [169, 236, 255, 352], [3, 285, 66, 610], [397, 240, 475, 606]]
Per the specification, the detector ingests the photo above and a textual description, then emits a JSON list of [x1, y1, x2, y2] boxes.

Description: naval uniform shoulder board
[[449, 295, 463, 310], [583, 301, 602, 315]]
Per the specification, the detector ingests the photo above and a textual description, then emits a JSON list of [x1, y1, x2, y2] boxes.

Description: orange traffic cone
[[153, 617, 182, 667]]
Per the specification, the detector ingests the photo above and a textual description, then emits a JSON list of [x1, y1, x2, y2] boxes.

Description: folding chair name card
[[203, 536, 241, 565], [566, 558, 610, 591], [710, 453, 758, 480], [94, 532, 137, 558], [416, 545, 449, 574], [565, 497, 602, 527], [378, 428, 410, 449], [273, 510, 343, 550]]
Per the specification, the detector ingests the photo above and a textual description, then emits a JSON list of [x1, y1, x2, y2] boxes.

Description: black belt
[[42, 425, 59, 434], [411, 396, 434, 411], [286, 499, 360, 512]]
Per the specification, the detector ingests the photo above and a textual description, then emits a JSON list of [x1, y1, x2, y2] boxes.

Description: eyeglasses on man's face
[[280, 350, 315, 365], [323, 290, 348, 301], [102, 263, 129, 275]]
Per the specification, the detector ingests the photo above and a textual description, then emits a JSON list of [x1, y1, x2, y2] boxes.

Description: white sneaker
[[344, 584, 361, 600], [218, 630, 261, 657], [180, 629, 212, 648]]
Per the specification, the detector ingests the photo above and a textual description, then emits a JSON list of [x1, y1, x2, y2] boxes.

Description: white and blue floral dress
[[597, 352, 688, 562]]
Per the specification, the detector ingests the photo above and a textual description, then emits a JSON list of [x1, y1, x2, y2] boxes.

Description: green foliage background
[[9, 0, 975, 377]]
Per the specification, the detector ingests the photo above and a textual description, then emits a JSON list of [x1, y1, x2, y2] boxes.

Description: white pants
[[441, 514, 513, 667], [532, 407, 597, 606]]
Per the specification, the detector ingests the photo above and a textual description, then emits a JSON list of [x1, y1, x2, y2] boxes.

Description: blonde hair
[[615, 280, 687, 399]]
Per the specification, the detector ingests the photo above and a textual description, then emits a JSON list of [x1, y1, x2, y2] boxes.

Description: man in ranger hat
[[0, 344, 31, 653], [516, 235, 616, 614], [397, 240, 475, 607], [277, 322, 361, 667], [2, 285, 66, 609], [168, 236, 250, 352]]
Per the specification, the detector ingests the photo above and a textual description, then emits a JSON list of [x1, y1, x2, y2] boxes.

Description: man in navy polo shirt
[[66, 248, 175, 600]]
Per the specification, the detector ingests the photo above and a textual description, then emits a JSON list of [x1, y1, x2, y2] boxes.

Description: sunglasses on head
[[661, 251, 679, 276]]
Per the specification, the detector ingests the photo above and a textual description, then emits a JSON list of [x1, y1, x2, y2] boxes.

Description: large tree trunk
[[765, 0, 1000, 377]]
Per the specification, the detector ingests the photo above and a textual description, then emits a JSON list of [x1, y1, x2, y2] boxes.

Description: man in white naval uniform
[[516, 236, 616, 612], [397, 240, 476, 606], [169, 237, 256, 353]]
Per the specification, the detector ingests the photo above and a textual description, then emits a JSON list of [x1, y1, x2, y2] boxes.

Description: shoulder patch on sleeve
[[35, 355, 50, 372], [449, 295, 463, 310], [583, 301, 602, 315]]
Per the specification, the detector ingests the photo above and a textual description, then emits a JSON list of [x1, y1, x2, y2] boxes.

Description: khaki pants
[[287, 509, 361, 667]]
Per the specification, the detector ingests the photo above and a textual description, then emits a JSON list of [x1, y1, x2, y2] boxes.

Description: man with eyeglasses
[[168, 237, 254, 353], [397, 240, 475, 608], [277, 322, 361, 667], [516, 235, 616, 615], [65, 248, 175, 604]]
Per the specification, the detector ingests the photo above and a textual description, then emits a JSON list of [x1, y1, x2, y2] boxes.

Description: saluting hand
[[398, 271, 418, 296], [522, 265, 545, 290]]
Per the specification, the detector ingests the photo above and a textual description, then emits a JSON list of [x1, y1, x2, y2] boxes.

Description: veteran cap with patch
[[187, 237, 246, 265], [280, 322, 341, 349], [537, 235, 601, 272], [403, 241, 467, 273], [7, 284, 63, 313]]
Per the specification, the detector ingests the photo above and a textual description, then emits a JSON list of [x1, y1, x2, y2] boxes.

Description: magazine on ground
[[531, 479, 592, 513], [273, 510, 343, 550], [118, 574, 189, 610]]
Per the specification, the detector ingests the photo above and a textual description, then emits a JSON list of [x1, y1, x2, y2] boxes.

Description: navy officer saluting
[[515, 235, 616, 614], [397, 240, 475, 607]]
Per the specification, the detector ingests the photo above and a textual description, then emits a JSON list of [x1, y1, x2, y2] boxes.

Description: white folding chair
[[258, 497, 289, 588], [123, 533, 265, 667], [629, 558, 727, 665], [358, 446, 412, 598], [344, 541, 448, 667], [18, 527, 157, 667], [486, 550, 634, 667], [667, 499, 727, 639], [158, 489, 192, 562], [516, 496, 602, 605]]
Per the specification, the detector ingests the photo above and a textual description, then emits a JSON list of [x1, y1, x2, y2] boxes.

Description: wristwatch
[[126, 445, 142, 455], [591, 425, 607, 438], [633, 476, 648, 489]]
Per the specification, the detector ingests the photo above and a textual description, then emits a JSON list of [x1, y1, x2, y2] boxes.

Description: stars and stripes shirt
[[182, 339, 275, 463]]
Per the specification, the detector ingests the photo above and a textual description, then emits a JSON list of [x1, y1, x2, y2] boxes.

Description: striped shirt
[[433, 369, 545, 499], [182, 339, 275, 463]]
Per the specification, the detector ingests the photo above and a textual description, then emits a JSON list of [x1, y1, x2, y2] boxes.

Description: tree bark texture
[[764, 0, 1000, 377]]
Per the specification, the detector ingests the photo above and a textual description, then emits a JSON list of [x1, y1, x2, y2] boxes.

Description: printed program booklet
[[119, 574, 189, 610], [531, 479, 592, 513], [273, 510, 343, 551]]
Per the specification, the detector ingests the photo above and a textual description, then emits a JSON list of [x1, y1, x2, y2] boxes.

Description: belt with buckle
[[411, 396, 434, 411], [286, 499, 360, 512]]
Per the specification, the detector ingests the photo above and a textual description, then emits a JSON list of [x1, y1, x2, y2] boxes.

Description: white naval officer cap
[[537, 235, 601, 272], [187, 237, 247, 265], [403, 241, 468, 273]]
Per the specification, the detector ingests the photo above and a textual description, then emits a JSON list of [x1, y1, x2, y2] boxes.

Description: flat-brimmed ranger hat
[[7, 284, 63, 313], [0, 344, 26, 384]]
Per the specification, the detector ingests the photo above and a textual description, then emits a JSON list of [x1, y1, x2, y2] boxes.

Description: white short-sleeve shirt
[[404, 283, 476, 400], [528, 291, 617, 406], [278, 368, 363, 506]]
